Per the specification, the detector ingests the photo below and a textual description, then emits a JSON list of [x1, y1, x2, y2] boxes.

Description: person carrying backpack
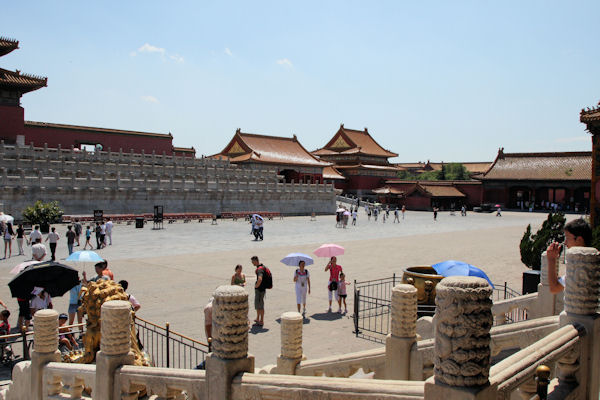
[[251, 256, 272, 326]]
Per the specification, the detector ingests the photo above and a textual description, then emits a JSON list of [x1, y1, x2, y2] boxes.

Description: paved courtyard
[[0, 210, 573, 367]]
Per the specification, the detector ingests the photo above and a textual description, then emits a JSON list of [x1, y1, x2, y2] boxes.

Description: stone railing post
[[276, 312, 303, 374], [31, 309, 61, 400], [385, 284, 417, 380], [558, 247, 600, 398], [95, 300, 134, 400], [206, 285, 254, 400], [425, 277, 494, 400]]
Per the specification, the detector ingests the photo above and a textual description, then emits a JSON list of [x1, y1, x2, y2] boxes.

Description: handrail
[[490, 323, 584, 396], [134, 316, 208, 347]]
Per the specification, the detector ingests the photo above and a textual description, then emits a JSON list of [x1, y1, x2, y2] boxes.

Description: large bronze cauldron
[[402, 266, 444, 305]]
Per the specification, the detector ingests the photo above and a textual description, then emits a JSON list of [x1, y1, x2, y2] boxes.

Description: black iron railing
[[353, 275, 521, 342], [134, 316, 208, 369]]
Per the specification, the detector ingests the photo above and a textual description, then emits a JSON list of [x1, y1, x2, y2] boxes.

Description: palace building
[[213, 128, 335, 183], [312, 124, 399, 195], [0, 37, 194, 156]]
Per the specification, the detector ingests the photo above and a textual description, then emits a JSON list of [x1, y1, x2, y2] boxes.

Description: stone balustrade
[[294, 348, 386, 378], [43, 363, 96, 399], [118, 365, 206, 400]]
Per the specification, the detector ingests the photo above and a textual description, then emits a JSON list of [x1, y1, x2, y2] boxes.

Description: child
[[30, 288, 52, 316], [58, 313, 78, 351], [83, 226, 92, 250], [337, 273, 351, 314], [0, 310, 10, 335]]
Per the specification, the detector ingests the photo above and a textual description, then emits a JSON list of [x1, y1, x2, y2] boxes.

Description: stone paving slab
[[0, 210, 566, 367]]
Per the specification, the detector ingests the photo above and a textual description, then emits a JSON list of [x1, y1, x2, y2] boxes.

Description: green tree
[[417, 170, 441, 181], [396, 170, 418, 180], [444, 163, 470, 180], [519, 212, 566, 270], [22, 201, 64, 230]]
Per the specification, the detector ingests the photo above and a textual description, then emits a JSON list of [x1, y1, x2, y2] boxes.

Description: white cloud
[[169, 54, 184, 63], [555, 136, 589, 143], [276, 58, 293, 68], [224, 47, 233, 57], [138, 43, 165, 55], [141, 95, 159, 104], [130, 43, 183, 63]]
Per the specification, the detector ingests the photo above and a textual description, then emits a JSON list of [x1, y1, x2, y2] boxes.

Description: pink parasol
[[10, 260, 41, 275], [314, 243, 345, 258]]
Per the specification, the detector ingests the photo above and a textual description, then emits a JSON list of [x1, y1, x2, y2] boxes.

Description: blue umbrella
[[65, 251, 104, 263], [280, 253, 314, 267], [432, 260, 494, 289]]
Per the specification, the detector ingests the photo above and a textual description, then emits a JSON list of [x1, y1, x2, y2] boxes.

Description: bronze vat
[[402, 266, 444, 305]]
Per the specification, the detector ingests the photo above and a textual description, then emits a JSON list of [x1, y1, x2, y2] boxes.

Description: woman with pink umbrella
[[314, 244, 345, 313]]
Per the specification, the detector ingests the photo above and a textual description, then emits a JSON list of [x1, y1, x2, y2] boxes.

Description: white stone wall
[[0, 142, 336, 217]]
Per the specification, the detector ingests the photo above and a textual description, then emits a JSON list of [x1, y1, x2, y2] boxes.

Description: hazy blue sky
[[2, 1, 599, 162]]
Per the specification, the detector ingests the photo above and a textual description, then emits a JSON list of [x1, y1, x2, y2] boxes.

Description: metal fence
[[134, 316, 208, 369], [353, 274, 522, 343], [0, 317, 208, 371]]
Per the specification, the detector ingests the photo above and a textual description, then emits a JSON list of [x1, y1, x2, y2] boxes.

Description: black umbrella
[[8, 261, 79, 299]]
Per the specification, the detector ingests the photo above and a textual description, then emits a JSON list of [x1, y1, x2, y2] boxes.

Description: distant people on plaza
[[45, 227, 60, 261], [31, 238, 47, 261], [351, 208, 357, 226], [73, 219, 82, 247], [461, 205, 467, 216], [293, 260, 310, 315], [496, 207, 502, 217], [68, 277, 83, 331], [342, 211, 349, 228], [252, 256, 267, 326], [385, 206, 390, 219], [16, 224, 25, 256], [204, 296, 213, 342], [100, 221, 107, 248], [105, 218, 114, 246], [546, 219, 591, 294], [251, 215, 264, 241], [3, 222, 14, 259], [95, 222, 102, 249], [433, 207, 439, 221], [58, 313, 78, 351], [83, 261, 113, 283], [84, 225, 93, 250], [402, 205, 406, 219], [393, 207, 400, 223], [382, 210, 387, 223], [338, 272, 350, 314], [66, 225, 76, 255], [119, 280, 141, 312], [325, 256, 342, 312], [367, 207, 371, 221], [17, 293, 31, 331], [231, 265, 246, 286], [30, 287, 52, 316], [335, 210, 341, 228], [373, 207, 379, 221]]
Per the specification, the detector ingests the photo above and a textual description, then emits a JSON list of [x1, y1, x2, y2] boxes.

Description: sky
[[2, 1, 599, 162]]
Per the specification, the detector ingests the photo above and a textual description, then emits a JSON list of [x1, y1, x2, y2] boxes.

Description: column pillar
[[276, 312, 303, 374], [558, 247, 600, 398], [425, 277, 494, 399], [385, 284, 418, 380], [206, 285, 254, 400], [95, 300, 135, 400], [31, 309, 61, 400]]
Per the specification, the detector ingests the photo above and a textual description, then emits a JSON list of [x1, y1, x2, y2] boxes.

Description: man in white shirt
[[105, 218, 114, 246], [28, 226, 42, 246]]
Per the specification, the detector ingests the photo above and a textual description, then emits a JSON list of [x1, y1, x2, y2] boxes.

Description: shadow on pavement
[[309, 312, 342, 321], [249, 325, 269, 334], [275, 317, 311, 325]]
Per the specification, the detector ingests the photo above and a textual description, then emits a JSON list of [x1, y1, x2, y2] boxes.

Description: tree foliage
[[22, 200, 64, 226], [396, 163, 470, 181], [519, 212, 566, 270]]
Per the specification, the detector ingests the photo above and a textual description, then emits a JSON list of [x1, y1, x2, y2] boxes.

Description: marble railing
[[294, 348, 386, 378], [489, 324, 583, 399], [231, 373, 425, 399], [118, 365, 206, 400], [43, 362, 96, 399]]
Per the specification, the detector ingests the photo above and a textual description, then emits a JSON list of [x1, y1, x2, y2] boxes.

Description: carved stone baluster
[[386, 284, 417, 380], [425, 277, 494, 399], [32, 310, 61, 399], [558, 247, 600, 397], [206, 285, 254, 400], [276, 312, 303, 374], [46, 373, 62, 396]]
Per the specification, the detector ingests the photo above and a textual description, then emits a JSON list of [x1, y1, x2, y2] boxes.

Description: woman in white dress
[[293, 261, 311, 315]]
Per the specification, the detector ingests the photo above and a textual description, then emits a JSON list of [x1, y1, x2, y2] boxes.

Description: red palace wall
[[405, 194, 431, 210], [346, 175, 387, 191], [0, 105, 25, 139], [454, 183, 483, 207], [22, 124, 174, 155]]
